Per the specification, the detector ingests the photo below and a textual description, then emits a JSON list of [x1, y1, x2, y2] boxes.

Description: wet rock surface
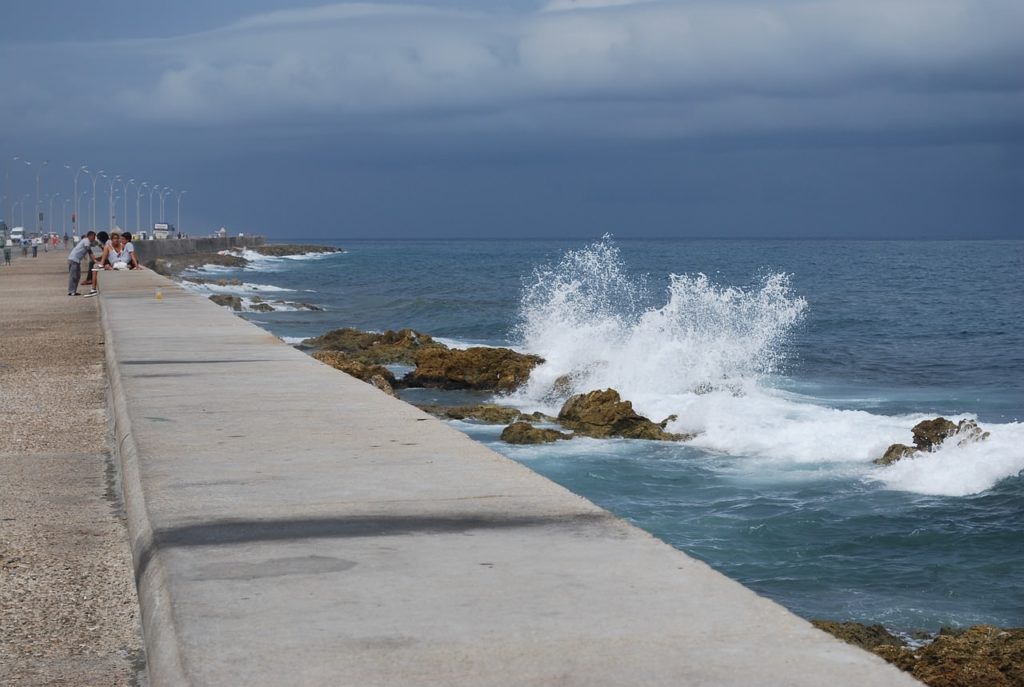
[[251, 244, 341, 256], [209, 294, 244, 311], [875, 417, 990, 466], [416, 404, 526, 425], [816, 621, 1024, 687], [405, 346, 544, 392], [557, 389, 690, 441], [500, 422, 573, 444], [305, 327, 444, 365], [313, 351, 398, 388], [152, 251, 248, 276]]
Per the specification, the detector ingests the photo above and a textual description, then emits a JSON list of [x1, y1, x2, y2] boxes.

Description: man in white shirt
[[66, 231, 96, 296]]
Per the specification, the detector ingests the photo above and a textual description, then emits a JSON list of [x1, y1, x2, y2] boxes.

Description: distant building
[[153, 222, 176, 240]]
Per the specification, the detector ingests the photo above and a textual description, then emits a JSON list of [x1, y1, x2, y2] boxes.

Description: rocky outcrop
[[247, 296, 274, 312], [209, 294, 243, 311], [312, 351, 398, 389], [404, 347, 544, 393], [879, 626, 1023, 687], [368, 374, 397, 398], [152, 252, 248, 277], [557, 389, 690, 441], [304, 328, 444, 365], [500, 422, 572, 445], [416, 404, 525, 425], [816, 621, 1024, 687], [811, 620, 906, 651], [251, 244, 341, 256], [875, 417, 990, 466], [876, 443, 917, 466]]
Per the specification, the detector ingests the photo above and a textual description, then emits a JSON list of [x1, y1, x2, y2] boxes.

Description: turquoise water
[[186, 238, 1024, 632]]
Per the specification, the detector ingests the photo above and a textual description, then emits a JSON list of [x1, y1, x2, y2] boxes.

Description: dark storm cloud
[[3, 0, 1023, 141]]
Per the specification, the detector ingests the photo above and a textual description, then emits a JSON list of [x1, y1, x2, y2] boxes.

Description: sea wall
[[94, 266, 920, 687], [132, 235, 264, 262]]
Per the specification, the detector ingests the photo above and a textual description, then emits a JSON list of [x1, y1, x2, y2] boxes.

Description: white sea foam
[[217, 248, 340, 271], [506, 236, 1023, 497], [281, 336, 308, 345], [867, 423, 1024, 497]]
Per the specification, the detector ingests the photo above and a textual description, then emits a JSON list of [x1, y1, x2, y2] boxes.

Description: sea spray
[[511, 236, 807, 410]]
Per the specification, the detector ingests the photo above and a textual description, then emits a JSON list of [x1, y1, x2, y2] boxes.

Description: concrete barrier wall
[[96, 268, 921, 687], [133, 236, 264, 263]]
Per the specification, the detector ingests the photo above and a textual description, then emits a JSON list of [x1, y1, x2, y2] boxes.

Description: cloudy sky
[[1, 0, 1021, 239]]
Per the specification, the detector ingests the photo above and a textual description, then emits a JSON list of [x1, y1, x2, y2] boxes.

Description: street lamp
[[175, 190, 187, 236], [23, 158, 49, 236], [65, 164, 88, 239], [148, 184, 160, 230], [88, 169, 106, 231], [121, 178, 135, 235], [159, 187, 173, 223], [136, 182, 148, 235], [15, 193, 29, 229], [62, 197, 71, 236], [47, 192, 60, 234], [107, 175, 118, 230]]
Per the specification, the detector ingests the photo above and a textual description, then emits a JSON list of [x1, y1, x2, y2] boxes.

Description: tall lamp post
[[121, 178, 134, 235], [65, 164, 88, 240], [25, 158, 49, 236], [136, 182, 148, 235], [47, 192, 60, 234], [62, 197, 71, 236], [88, 169, 105, 231], [159, 187, 173, 223], [107, 175, 118, 230], [175, 190, 187, 236], [148, 184, 160, 230]]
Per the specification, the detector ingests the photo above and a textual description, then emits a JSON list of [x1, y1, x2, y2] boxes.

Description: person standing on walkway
[[67, 231, 96, 296]]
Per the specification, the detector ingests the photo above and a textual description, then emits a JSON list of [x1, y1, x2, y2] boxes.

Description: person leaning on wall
[[66, 231, 96, 296]]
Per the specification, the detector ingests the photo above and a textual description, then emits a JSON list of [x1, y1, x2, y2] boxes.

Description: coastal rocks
[[875, 417, 991, 466], [876, 443, 917, 466], [152, 252, 248, 277], [811, 620, 906, 651], [874, 626, 1024, 687], [209, 294, 243, 311], [416, 404, 526, 425], [404, 347, 544, 393], [557, 389, 689, 441], [500, 422, 572, 445], [250, 244, 341, 256], [312, 351, 398, 391], [305, 327, 444, 365]]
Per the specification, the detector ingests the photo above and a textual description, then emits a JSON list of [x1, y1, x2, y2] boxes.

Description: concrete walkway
[[0, 250, 145, 686], [96, 266, 920, 686]]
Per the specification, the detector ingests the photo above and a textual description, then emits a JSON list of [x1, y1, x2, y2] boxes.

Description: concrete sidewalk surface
[[96, 266, 921, 686]]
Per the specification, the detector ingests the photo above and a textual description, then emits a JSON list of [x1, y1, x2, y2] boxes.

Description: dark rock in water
[[209, 294, 243, 311], [875, 443, 917, 466], [304, 327, 444, 365], [416, 404, 525, 425], [500, 422, 572, 445], [184, 277, 243, 286], [811, 620, 906, 651], [368, 374, 397, 398], [873, 625, 1024, 687], [153, 252, 248, 277], [312, 351, 398, 388], [875, 417, 990, 466], [248, 296, 274, 312], [557, 389, 690, 441], [251, 244, 341, 257], [912, 417, 961, 451], [404, 347, 544, 393], [291, 302, 322, 311]]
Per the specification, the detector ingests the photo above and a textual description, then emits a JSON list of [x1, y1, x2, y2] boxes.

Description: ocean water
[[182, 238, 1024, 633]]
